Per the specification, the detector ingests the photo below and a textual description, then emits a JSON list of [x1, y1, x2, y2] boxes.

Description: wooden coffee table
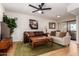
[[30, 36, 53, 48]]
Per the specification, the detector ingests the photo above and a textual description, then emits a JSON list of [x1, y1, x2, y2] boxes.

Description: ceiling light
[[38, 10, 42, 14], [57, 16, 60, 18]]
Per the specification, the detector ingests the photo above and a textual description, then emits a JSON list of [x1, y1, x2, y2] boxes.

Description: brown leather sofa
[[23, 31, 47, 43]]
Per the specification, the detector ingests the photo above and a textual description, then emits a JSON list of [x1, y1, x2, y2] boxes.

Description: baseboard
[[13, 39, 23, 42]]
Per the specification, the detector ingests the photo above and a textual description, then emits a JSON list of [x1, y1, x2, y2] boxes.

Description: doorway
[[67, 20, 76, 41]]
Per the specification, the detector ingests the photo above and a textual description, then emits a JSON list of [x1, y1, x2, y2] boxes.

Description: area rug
[[14, 42, 65, 56]]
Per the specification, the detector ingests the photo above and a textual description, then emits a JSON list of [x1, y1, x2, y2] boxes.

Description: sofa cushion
[[52, 36, 62, 40], [38, 31, 44, 36], [34, 32, 39, 36], [50, 31, 56, 36], [28, 32, 35, 37], [34, 31, 44, 36], [59, 32, 66, 38], [56, 32, 60, 37]]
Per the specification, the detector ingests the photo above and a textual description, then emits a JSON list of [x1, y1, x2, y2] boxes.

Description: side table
[[48, 37, 53, 46]]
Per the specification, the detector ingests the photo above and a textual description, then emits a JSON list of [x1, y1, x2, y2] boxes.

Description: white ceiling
[[2, 3, 75, 20]]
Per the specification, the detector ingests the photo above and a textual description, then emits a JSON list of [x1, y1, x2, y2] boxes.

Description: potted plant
[[3, 15, 17, 36]]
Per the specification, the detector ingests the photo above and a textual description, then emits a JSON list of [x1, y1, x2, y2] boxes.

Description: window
[[70, 24, 76, 31]]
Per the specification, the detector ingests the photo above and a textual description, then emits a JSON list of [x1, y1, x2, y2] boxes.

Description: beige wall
[[76, 16, 79, 43], [0, 3, 4, 39], [0, 4, 4, 22], [58, 22, 67, 32], [6, 11, 57, 42]]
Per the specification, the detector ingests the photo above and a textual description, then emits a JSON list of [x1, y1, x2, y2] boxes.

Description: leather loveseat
[[23, 31, 47, 43]]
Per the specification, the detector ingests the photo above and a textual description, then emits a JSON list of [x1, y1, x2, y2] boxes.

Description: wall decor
[[49, 22, 56, 29], [29, 19, 38, 29]]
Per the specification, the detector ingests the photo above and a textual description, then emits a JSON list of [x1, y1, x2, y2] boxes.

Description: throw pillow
[[50, 31, 56, 36], [59, 32, 66, 38]]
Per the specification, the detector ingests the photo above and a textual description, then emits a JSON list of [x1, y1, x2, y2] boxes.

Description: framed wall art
[[49, 22, 56, 29], [29, 19, 38, 29]]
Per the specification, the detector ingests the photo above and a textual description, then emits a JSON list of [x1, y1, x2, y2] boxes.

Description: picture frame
[[29, 19, 38, 29], [49, 22, 56, 29]]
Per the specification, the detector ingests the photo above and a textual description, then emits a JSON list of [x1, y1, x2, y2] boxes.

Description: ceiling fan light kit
[[37, 10, 42, 14], [29, 3, 51, 14], [57, 16, 60, 18]]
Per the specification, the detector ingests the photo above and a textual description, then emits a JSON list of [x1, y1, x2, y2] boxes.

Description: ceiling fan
[[29, 3, 52, 14]]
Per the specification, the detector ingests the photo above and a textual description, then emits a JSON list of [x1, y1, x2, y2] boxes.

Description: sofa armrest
[[62, 36, 71, 45], [63, 36, 71, 40], [24, 32, 31, 43]]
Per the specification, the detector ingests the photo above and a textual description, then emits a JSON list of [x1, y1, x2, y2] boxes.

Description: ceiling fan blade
[[29, 4, 39, 9], [42, 8, 51, 10], [39, 3, 45, 9], [41, 3, 45, 6], [32, 9, 39, 13]]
